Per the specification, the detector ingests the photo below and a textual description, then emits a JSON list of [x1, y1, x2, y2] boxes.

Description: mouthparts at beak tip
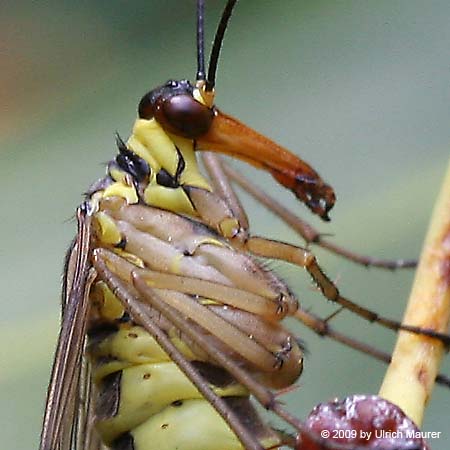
[[196, 109, 336, 221]]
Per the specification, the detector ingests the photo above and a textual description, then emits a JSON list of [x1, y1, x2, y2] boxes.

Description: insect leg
[[129, 269, 378, 450], [201, 152, 249, 232], [193, 158, 450, 384], [296, 308, 450, 388], [40, 205, 96, 450], [221, 161, 416, 270], [186, 159, 450, 348], [92, 252, 267, 450], [245, 236, 450, 347], [98, 247, 286, 320], [95, 248, 298, 381]]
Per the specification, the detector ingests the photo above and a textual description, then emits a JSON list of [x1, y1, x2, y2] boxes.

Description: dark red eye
[[154, 94, 214, 139], [138, 80, 215, 139]]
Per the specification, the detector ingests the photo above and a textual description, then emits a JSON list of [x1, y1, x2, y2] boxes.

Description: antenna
[[196, 0, 206, 81], [206, 0, 238, 91]]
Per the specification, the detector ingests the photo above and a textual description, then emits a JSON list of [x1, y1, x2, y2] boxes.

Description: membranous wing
[[39, 205, 100, 450]]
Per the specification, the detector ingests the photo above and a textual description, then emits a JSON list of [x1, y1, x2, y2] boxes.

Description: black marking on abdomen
[[95, 371, 122, 420], [224, 397, 269, 436], [191, 361, 236, 388], [87, 322, 119, 342], [111, 432, 135, 450]]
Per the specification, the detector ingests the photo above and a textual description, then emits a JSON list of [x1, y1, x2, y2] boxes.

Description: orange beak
[[196, 109, 336, 221]]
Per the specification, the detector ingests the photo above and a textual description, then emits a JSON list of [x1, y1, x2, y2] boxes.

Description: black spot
[[114, 237, 127, 250], [171, 400, 183, 407], [156, 168, 179, 188], [115, 133, 151, 182], [119, 312, 131, 323]]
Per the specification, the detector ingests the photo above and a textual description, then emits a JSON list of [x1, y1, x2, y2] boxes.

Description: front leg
[[186, 185, 249, 244], [245, 236, 450, 346]]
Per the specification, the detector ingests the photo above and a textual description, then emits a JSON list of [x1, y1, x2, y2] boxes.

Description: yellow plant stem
[[379, 159, 450, 425]]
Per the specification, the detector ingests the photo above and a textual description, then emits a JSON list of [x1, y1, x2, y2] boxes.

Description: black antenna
[[206, 0, 238, 91], [196, 0, 206, 81]]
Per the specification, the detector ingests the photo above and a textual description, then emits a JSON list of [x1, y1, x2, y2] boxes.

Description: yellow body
[[128, 118, 212, 214], [87, 117, 282, 450]]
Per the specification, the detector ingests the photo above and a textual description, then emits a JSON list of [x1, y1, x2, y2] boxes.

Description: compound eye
[[154, 94, 214, 139]]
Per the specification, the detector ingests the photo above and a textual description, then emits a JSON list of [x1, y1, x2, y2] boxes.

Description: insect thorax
[[90, 116, 213, 217]]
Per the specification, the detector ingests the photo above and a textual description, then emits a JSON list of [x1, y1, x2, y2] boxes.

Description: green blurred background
[[1, 1, 449, 449]]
